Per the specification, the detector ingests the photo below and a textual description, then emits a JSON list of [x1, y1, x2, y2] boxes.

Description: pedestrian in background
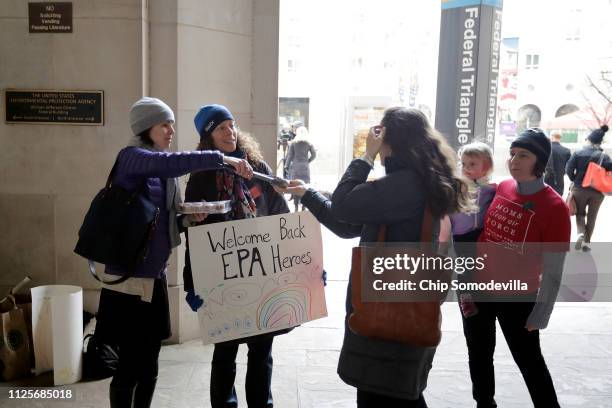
[[544, 132, 571, 196], [285, 124, 316, 211], [566, 124, 611, 251]]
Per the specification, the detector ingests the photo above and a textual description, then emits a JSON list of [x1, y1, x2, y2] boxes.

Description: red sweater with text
[[475, 179, 571, 294]]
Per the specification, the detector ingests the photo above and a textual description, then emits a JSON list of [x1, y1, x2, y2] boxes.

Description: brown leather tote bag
[[348, 208, 450, 347]]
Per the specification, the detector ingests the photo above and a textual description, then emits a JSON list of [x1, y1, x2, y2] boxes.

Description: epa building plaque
[[5, 90, 104, 125], [29, 2, 73, 33]]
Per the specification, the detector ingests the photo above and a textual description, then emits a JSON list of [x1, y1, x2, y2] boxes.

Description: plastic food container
[[178, 200, 232, 214]]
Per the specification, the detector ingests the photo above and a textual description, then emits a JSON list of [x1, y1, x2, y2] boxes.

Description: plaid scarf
[[215, 152, 256, 219]]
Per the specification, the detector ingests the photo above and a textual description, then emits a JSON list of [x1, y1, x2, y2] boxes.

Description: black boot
[[110, 385, 135, 408], [133, 377, 158, 408]]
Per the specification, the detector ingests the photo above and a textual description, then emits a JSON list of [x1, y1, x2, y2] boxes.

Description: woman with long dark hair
[[277, 107, 471, 407], [182, 104, 289, 408]]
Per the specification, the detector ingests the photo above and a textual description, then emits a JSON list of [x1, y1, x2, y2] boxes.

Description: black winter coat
[[544, 141, 571, 194], [566, 145, 612, 191], [302, 158, 439, 400]]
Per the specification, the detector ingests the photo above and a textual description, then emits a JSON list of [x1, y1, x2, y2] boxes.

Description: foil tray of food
[[178, 200, 232, 214]]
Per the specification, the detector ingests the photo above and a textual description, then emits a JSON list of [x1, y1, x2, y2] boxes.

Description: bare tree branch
[[583, 73, 612, 126], [586, 75, 612, 105], [599, 71, 612, 90]]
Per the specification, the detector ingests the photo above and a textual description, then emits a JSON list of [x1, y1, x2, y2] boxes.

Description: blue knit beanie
[[194, 104, 234, 139]]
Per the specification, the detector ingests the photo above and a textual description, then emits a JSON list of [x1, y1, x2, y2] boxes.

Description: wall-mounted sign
[[29, 2, 73, 33], [5, 90, 104, 125]]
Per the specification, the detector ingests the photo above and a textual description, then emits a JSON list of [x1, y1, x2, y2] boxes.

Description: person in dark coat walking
[[275, 107, 472, 407], [285, 125, 316, 211], [566, 124, 612, 251], [95, 97, 253, 408], [544, 133, 571, 195], [183, 104, 290, 408]]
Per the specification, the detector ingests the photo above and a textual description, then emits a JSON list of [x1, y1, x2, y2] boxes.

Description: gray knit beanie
[[129, 97, 175, 136]]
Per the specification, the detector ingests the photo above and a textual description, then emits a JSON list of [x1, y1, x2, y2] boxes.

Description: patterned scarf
[[216, 149, 256, 219]]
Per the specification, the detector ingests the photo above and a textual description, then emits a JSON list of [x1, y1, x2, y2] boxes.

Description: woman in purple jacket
[[95, 97, 252, 408]]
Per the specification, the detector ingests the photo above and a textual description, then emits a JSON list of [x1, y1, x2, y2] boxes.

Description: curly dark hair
[[196, 129, 264, 166], [381, 107, 472, 217]]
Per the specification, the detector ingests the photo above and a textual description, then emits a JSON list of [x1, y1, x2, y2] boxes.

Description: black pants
[[462, 301, 560, 408], [211, 337, 274, 408], [111, 336, 161, 389], [356, 390, 427, 408], [98, 278, 171, 405]]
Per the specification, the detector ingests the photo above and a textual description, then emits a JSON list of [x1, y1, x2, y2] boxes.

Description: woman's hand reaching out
[[273, 179, 307, 197]]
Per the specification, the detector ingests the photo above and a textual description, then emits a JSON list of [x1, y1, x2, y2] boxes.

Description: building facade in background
[[279, 0, 612, 186]]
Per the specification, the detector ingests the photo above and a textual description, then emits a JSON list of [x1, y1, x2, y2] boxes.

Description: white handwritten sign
[[188, 211, 326, 344]]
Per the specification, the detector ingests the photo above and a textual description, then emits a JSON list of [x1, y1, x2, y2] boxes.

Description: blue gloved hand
[[185, 290, 204, 312], [322, 270, 328, 287]]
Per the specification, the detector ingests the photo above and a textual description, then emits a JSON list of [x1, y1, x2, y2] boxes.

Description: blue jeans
[[210, 337, 274, 408]]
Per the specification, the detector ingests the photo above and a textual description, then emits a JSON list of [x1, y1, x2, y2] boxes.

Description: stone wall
[[0, 0, 280, 343]]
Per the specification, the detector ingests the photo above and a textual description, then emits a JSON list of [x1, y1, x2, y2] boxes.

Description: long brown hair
[[197, 129, 264, 166], [381, 107, 472, 217]]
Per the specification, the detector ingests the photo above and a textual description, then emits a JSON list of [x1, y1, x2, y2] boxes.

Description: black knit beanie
[[587, 124, 609, 145], [511, 128, 551, 168]]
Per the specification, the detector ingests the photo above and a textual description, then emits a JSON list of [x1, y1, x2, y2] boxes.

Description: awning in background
[[541, 104, 611, 130]]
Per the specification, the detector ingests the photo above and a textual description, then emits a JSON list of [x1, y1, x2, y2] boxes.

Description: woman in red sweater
[[464, 128, 571, 408]]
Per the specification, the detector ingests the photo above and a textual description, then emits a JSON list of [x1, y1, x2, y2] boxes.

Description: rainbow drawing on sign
[[257, 284, 311, 329]]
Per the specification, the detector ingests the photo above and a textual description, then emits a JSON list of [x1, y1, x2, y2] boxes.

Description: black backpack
[[82, 333, 119, 380]]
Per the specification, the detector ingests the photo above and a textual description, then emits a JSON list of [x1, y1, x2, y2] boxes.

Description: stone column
[[148, 0, 280, 343], [0, 0, 280, 344]]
